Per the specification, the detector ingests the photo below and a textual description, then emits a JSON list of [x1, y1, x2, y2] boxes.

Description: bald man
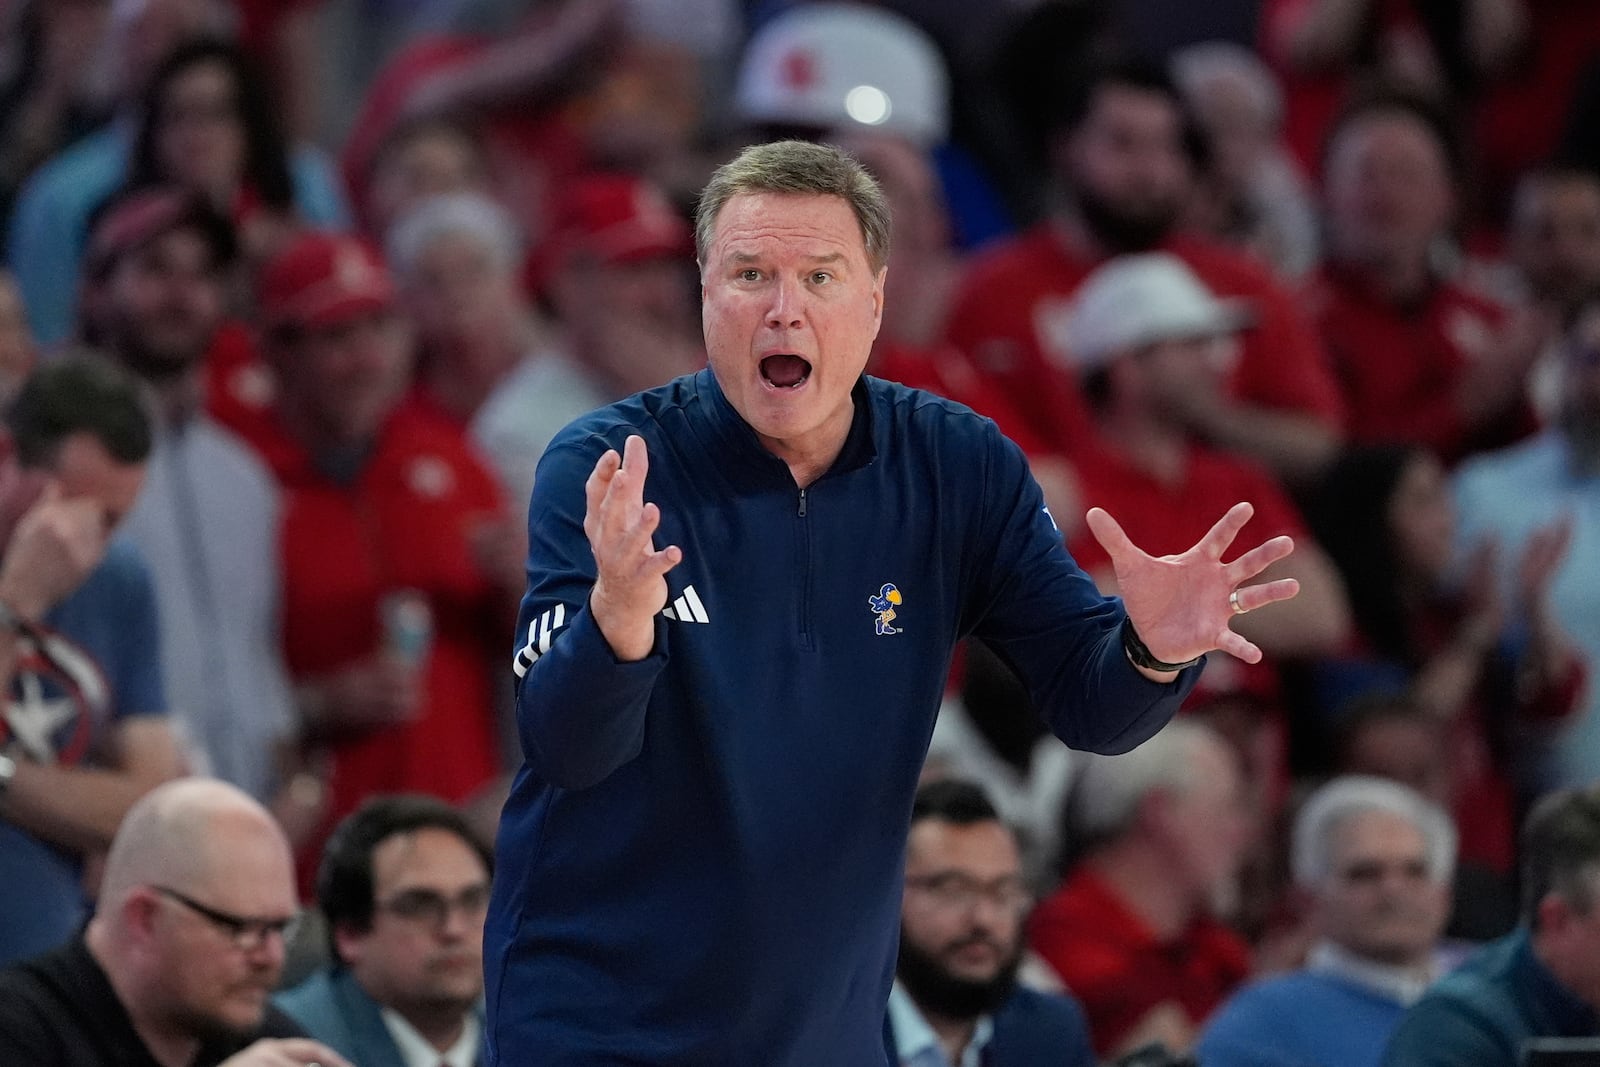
[[0, 778, 352, 1067]]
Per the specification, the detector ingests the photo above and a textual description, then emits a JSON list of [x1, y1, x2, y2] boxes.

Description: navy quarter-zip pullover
[[485, 370, 1201, 1065]]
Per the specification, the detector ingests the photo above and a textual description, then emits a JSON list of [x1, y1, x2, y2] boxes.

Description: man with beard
[[0, 777, 352, 1067], [78, 185, 297, 804], [276, 794, 491, 1067], [944, 57, 1342, 486], [890, 779, 1095, 1067], [1199, 777, 1457, 1067]]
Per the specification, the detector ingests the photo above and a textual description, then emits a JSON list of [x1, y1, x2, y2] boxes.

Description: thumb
[[1085, 507, 1136, 564]]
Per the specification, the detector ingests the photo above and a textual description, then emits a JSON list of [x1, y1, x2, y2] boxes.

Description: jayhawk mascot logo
[[868, 583, 903, 635]]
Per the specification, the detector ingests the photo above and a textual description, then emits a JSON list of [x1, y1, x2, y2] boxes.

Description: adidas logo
[[661, 584, 710, 624], [512, 603, 566, 678]]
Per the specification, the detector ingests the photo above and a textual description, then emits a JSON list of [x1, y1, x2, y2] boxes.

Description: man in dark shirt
[[0, 777, 351, 1067]]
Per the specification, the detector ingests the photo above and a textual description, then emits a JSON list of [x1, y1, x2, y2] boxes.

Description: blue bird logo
[[868, 583, 904, 635]]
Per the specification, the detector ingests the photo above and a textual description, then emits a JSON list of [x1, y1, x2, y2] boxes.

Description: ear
[[870, 266, 887, 329], [1537, 892, 1570, 937], [122, 888, 164, 944], [332, 921, 368, 968]]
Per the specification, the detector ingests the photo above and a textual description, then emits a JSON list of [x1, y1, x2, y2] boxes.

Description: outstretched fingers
[[1225, 535, 1295, 584], [1230, 577, 1300, 615], [1085, 506, 1138, 565], [1197, 501, 1255, 560]]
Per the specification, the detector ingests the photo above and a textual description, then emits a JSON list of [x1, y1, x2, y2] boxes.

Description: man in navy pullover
[[485, 140, 1303, 1065]]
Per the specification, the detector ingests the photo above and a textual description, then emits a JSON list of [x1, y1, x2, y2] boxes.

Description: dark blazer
[[275, 965, 484, 1067]]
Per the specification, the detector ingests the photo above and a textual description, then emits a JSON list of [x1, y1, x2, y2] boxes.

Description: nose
[[765, 275, 805, 330]]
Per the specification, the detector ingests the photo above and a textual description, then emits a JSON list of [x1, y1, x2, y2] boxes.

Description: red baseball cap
[[256, 232, 396, 332], [550, 174, 693, 269], [85, 186, 237, 281]]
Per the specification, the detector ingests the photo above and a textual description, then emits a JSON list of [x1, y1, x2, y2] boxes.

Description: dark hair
[[1332, 691, 1436, 769], [1046, 54, 1206, 167], [1522, 785, 1600, 927], [316, 793, 494, 964], [5, 358, 152, 468], [1321, 87, 1466, 184], [127, 38, 295, 212], [82, 184, 239, 285], [1303, 444, 1425, 662], [911, 779, 1001, 827]]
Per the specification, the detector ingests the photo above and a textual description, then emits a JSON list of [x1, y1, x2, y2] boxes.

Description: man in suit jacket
[[887, 779, 1096, 1067], [276, 795, 491, 1067]]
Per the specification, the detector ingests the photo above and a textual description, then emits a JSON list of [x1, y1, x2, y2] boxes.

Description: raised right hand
[[585, 435, 681, 662]]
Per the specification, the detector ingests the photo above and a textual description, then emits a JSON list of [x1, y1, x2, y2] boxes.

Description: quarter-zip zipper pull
[[797, 487, 808, 516]]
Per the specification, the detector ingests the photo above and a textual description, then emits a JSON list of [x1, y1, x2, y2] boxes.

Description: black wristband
[[1121, 617, 1203, 673]]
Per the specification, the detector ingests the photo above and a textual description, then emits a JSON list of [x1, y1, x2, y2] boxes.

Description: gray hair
[[1070, 719, 1221, 842], [385, 191, 524, 282], [694, 140, 892, 274], [1292, 776, 1457, 889]]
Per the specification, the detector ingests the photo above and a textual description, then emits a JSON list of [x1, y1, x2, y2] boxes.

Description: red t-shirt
[[238, 403, 507, 867], [1304, 265, 1535, 462], [869, 337, 1051, 457], [1030, 867, 1252, 1056], [942, 225, 1343, 460]]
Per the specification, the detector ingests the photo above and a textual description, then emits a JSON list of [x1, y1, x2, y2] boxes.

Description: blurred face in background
[[1062, 85, 1193, 252], [1386, 451, 1455, 585], [277, 309, 413, 446], [1148, 734, 1253, 907], [1315, 810, 1450, 967], [553, 252, 702, 396], [152, 56, 246, 209], [1511, 173, 1600, 311], [91, 226, 226, 380], [899, 818, 1028, 1019], [1324, 111, 1454, 271], [405, 229, 525, 368], [368, 125, 489, 239]]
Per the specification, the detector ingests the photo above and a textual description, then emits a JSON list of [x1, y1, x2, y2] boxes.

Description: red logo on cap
[[780, 48, 818, 91]]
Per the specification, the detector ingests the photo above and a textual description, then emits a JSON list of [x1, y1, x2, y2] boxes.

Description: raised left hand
[[1087, 501, 1300, 666]]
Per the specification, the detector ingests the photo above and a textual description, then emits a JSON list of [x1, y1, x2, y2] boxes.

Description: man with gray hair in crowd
[[1385, 784, 1600, 1065], [1199, 776, 1457, 1067], [1028, 718, 1255, 1058]]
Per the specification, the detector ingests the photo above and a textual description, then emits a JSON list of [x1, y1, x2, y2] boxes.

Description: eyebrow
[[727, 251, 847, 266]]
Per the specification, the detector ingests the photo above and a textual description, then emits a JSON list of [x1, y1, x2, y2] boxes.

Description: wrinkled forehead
[[708, 192, 868, 261]]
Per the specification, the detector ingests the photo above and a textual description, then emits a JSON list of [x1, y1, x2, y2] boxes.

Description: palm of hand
[[1088, 501, 1300, 667]]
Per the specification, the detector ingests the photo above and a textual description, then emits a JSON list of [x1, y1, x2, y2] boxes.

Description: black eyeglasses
[[376, 884, 491, 930], [152, 885, 301, 951]]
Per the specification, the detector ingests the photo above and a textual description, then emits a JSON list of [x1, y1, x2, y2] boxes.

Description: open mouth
[[759, 354, 812, 389]]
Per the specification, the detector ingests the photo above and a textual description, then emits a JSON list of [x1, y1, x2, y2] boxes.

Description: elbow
[[517, 707, 645, 792]]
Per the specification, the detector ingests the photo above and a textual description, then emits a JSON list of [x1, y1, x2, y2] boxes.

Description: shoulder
[[996, 985, 1091, 1035], [1167, 234, 1285, 296], [953, 226, 1066, 295], [541, 374, 705, 458]]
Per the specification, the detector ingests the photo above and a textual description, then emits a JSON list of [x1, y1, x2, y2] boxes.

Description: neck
[[276, 394, 379, 457], [1098, 409, 1188, 484], [922, 1006, 979, 1065], [1342, 248, 1433, 304], [1053, 211, 1110, 261], [1535, 931, 1600, 1013], [404, 1005, 469, 1053], [85, 923, 201, 1067], [762, 434, 842, 490], [148, 371, 204, 427], [1090, 842, 1200, 941]]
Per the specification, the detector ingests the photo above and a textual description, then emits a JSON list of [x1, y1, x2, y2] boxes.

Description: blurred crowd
[[1, 0, 1599, 1063]]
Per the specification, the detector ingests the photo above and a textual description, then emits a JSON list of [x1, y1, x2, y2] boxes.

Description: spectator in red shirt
[[1030, 719, 1254, 1059], [245, 231, 515, 875], [944, 57, 1343, 487], [1309, 92, 1540, 463], [1055, 253, 1352, 918], [1059, 253, 1352, 691]]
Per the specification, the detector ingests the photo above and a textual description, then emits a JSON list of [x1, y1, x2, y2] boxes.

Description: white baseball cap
[[1059, 253, 1254, 370], [734, 2, 950, 147]]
